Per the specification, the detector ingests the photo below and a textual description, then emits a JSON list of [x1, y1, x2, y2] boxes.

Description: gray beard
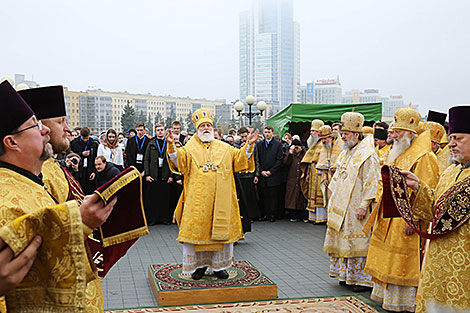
[[449, 149, 464, 164], [323, 142, 332, 150], [341, 139, 356, 150], [197, 129, 214, 143], [386, 136, 412, 164], [307, 134, 319, 148], [41, 142, 54, 161]]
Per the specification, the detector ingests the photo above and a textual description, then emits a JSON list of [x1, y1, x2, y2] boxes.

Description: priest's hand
[[146, 176, 155, 183], [356, 207, 367, 220], [247, 129, 260, 145], [0, 236, 42, 296], [80, 193, 118, 229], [253, 176, 258, 184], [404, 223, 415, 236], [165, 129, 175, 144], [400, 170, 420, 190]]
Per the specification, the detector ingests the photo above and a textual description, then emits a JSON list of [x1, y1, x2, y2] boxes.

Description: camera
[[71, 158, 79, 165]]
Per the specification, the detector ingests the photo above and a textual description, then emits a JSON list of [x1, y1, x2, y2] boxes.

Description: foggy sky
[[1, 0, 469, 115]]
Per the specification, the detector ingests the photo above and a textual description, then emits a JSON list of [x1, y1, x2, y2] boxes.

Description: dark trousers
[[259, 185, 280, 219]]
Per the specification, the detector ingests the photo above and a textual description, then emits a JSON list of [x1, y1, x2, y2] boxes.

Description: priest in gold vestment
[[401, 105, 470, 313], [323, 112, 380, 292], [315, 125, 342, 208], [166, 108, 258, 280], [300, 119, 326, 223], [423, 121, 451, 175], [364, 108, 439, 312], [0, 81, 115, 313], [19, 85, 104, 313]]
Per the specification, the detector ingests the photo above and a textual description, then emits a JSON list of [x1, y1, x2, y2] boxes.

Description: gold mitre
[[392, 107, 421, 133], [417, 121, 425, 134], [362, 126, 374, 135], [192, 108, 214, 129], [310, 119, 324, 131], [341, 111, 364, 132], [318, 125, 333, 138], [423, 121, 446, 143]]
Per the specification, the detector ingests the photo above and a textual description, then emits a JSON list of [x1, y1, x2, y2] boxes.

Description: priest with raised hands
[[165, 108, 258, 280], [400, 105, 470, 313]]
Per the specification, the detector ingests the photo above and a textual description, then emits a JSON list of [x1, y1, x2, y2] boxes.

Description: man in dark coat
[[283, 139, 307, 221], [94, 155, 121, 188], [144, 124, 172, 225], [125, 122, 149, 173], [70, 126, 98, 194], [255, 125, 284, 222], [172, 121, 186, 145]]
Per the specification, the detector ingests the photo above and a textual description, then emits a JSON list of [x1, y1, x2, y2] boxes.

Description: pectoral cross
[[203, 161, 217, 172]]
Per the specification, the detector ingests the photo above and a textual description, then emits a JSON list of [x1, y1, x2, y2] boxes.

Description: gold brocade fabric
[[316, 138, 342, 207], [322, 135, 380, 258], [300, 141, 323, 210], [42, 159, 104, 313], [0, 168, 87, 313], [365, 131, 440, 288], [42, 158, 70, 203], [435, 145, 451, 175], [169, 135, 254, 251], [412, 164, 470, 313], [376, 144, 391, 159]]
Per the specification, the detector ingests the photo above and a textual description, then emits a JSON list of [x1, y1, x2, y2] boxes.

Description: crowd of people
[[0, 80, 469, 313]]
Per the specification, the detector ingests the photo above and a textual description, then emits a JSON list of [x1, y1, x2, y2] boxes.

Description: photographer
[[64, 153, 82, 182]]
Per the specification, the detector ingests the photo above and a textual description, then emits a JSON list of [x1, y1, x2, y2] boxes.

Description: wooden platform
[[147, 260, 277, 306]]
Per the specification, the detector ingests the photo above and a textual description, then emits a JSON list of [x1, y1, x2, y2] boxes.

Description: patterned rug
[[106, 295, 385, 312], [148, 260, 275, 291]]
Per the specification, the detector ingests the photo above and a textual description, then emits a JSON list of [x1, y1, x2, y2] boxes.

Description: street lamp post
[[234, 95, 267, 126]]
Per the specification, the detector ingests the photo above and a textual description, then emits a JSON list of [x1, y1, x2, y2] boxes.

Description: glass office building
[[240, 0, 300, 114]]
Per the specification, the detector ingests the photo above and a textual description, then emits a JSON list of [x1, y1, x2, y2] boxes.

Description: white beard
[[197, 129, 214, 143], [307, 134, 319, 148], [386, 134, 413, 164]]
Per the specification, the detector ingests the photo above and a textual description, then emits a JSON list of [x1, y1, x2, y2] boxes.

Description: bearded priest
[[364, 107, 439, 312], [323, 111, 380, 292], [165, 108, 258, 280]]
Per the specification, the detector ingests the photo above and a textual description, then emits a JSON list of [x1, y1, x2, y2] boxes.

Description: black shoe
[[352, 285, 372, 292], [214, 270, 229, 279], [269, 217, 276, 222], [339, 281, 347, 286], [257, 216, 267, 222], [191, 267, 207, 280]]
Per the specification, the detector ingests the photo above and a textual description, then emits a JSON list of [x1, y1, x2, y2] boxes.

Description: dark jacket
[[70, 137, 99, 176], [256, 138, 284, 187], [95, 162, 121, 188], [125, 135, 150, 172], [144, 138, 171, 181]]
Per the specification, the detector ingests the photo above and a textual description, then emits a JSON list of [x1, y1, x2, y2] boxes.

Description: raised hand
[[165, 129, 175, 144], [247, 129, 260, 145]]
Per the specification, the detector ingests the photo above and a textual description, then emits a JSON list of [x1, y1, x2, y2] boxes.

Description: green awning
[[267, 102, 382, 135]]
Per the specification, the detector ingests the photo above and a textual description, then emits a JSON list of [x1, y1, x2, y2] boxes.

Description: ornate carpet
[[148, 260, 275, 291], [106, 295, 384, 312]]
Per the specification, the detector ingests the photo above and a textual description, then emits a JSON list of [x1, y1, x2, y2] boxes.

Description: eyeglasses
[[10, 120, 43, 135]]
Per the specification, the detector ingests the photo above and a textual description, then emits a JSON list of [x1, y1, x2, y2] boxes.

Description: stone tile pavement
[[102, 220, 372, 310]]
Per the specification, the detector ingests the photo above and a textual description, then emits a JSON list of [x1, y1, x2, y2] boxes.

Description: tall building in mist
[[239, 0, 300, 114]]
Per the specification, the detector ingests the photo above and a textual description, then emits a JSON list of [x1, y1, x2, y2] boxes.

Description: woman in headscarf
[[97, 128, 124, 171]]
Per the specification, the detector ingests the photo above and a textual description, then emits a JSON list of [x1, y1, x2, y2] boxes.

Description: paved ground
[[102, 220, 373, 310]]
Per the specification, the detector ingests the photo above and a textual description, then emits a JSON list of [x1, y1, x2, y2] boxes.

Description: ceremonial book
[[95, 166, 149, 247]]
